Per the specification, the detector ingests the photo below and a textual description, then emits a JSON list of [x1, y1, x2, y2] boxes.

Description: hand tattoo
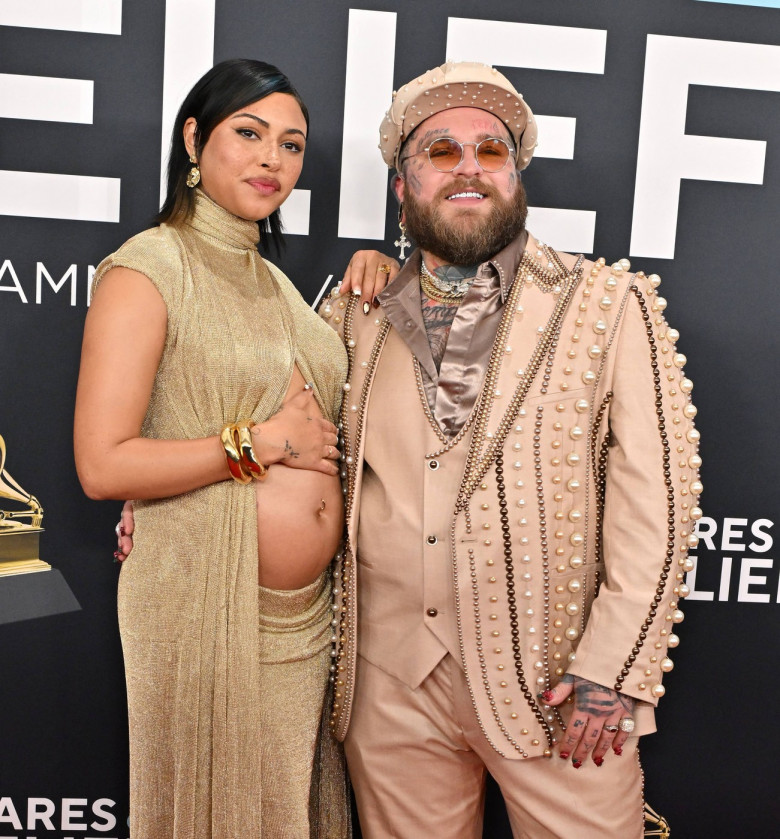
[[570, 676, 635, 718], [284, 441, 300, 459]]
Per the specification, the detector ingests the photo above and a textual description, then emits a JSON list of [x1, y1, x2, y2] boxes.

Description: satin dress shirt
[[375, 231, 528, 437]]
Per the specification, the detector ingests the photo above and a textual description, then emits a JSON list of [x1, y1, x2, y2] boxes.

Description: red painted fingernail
[[541, 690, 555, 703], [613, 746, 623, 756], [572, 759, 582, 769], [113, 551, 125, 563], [559, 752, 569, 760], [594, 757, 604, 767], [120, 525, 126, 536]]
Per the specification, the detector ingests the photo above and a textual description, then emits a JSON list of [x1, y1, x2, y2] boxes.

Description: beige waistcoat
[[356, 326, 470, 687], [322, 234, 701, 760]]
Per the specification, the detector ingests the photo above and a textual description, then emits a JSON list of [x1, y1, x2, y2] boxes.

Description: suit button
[[426, 608, 438, 617], [428, 459, 440, 470], [426, 535, 438, 545]]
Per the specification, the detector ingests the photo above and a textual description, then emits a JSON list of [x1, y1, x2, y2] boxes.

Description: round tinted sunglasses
[[400, 137, 515, 173]]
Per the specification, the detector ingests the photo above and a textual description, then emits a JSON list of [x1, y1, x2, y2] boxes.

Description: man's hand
[[541, 674, 636, 768], [339, 250, 400, 314], [114, 500, 135, 562]]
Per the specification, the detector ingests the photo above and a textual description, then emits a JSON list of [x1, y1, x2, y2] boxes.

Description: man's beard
[[402, 177, 528, 266]]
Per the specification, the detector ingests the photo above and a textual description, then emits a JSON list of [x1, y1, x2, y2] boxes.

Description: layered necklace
[[419, 259, 479, 304]]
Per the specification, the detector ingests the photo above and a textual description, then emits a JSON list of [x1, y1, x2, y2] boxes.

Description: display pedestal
[[0, 528, 50, 577], [0, 568, 81, 625]]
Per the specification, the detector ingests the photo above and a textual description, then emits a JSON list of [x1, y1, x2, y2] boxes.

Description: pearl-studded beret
[[379, 60, 537, 171]]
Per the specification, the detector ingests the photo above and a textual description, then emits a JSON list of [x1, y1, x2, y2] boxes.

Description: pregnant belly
[[255, 463, 344, 589]]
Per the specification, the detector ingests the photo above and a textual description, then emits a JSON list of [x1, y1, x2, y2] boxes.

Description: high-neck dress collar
[[186, 188, 261, 251]]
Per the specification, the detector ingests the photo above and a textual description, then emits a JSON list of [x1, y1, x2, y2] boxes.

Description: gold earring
[[186, 153, 200, 188]]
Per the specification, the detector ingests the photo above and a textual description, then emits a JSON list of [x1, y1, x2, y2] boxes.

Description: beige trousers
[[345, 654, 644, 839]]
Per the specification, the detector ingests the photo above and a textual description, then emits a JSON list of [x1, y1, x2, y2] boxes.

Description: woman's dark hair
[[156, 58, 309, 252]]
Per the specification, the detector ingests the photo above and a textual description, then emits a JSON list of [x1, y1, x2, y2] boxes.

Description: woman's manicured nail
[[614, 746, 623, 756], [594, 757, 604, 767], [559, 752, 570, 760], [363, 302, 370, 315], [572, 759, 582, 769], [352, 288, 361, 296]]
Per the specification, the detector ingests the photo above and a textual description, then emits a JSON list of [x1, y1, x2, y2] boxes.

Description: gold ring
[[378, 263, 391, 275]]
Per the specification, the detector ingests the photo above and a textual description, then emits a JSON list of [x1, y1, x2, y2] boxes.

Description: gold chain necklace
[[419, 270, 468, 304], [419, 259, 476, 300]]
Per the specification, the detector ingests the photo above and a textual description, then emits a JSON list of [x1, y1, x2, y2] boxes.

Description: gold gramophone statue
[[0, 434, 51, 576]]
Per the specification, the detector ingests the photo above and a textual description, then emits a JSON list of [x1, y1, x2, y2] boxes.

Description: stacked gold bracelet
[[220, 420, 268, 484]]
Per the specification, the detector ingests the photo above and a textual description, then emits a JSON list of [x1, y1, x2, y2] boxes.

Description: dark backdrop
[[1, 1, 778, 836]]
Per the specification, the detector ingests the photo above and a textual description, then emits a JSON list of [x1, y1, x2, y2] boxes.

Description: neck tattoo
[[420, 291, 458, 372], [418, 259, 480, 371]]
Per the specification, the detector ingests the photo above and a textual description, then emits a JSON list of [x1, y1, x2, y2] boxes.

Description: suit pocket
[[526, 386, 591, 407]]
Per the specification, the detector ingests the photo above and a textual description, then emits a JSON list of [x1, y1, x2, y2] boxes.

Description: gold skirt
[[257, 573, 350, 839]]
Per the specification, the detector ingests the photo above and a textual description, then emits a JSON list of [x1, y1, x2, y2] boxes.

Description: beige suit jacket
[[321, 234, 700, 759]]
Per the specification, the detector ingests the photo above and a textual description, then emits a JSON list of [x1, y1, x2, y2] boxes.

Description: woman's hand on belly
[[255, 464, 344, 590], [251, 386, 340, 476]]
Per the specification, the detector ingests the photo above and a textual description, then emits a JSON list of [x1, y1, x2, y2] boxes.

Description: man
[[320, 61, 700, 838]]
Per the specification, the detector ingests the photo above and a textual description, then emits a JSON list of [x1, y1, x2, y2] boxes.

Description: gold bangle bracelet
[[235, 421, 268, 482], [220, 423, 252, 484]]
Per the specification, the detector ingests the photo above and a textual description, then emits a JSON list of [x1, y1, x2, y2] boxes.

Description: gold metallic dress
[[93, 191, 349, 838]]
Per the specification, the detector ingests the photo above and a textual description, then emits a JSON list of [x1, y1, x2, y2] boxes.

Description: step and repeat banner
[[1, 0, 778, 836]]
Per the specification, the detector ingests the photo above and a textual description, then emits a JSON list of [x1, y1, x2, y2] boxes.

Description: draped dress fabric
[[92, 190, 349, 838]]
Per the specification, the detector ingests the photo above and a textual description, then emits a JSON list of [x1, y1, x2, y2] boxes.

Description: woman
[[74, 59, 394, 838]]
